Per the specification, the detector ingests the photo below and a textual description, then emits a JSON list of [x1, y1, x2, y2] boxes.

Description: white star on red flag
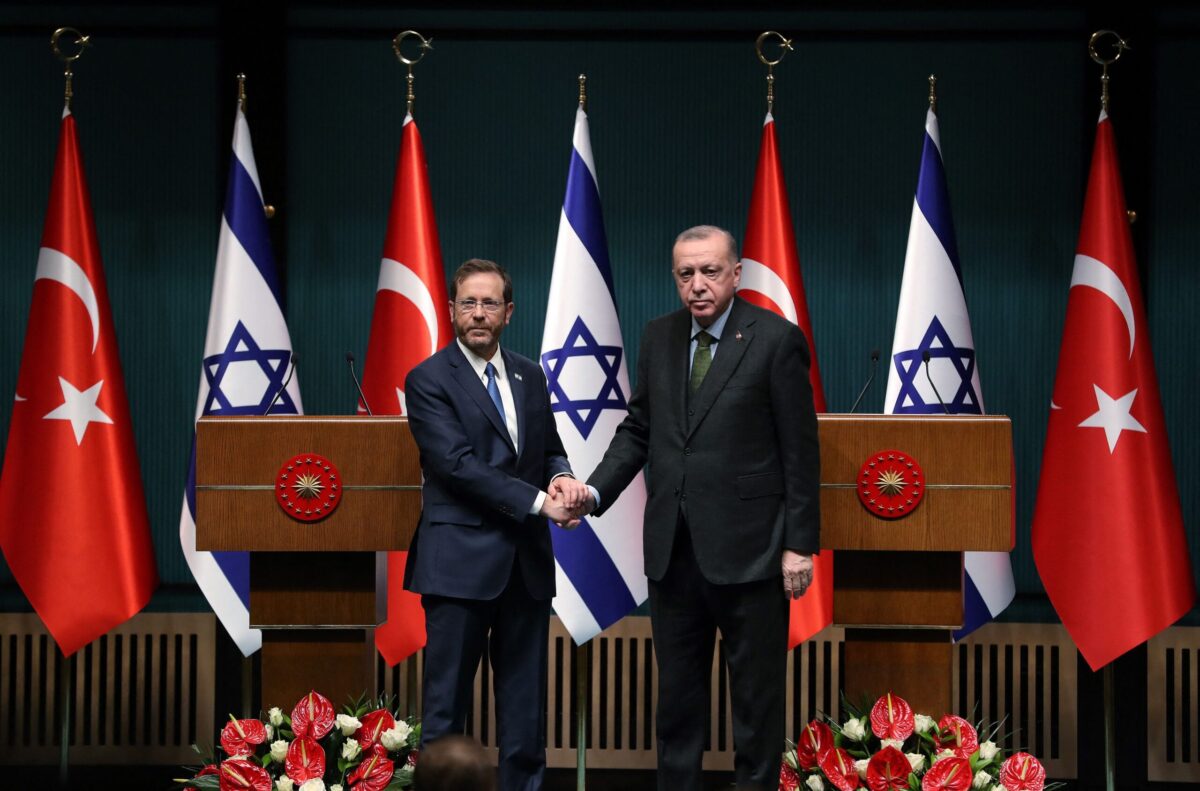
[[1077, 385, 1146, 453], [42, 376, 113, 445]]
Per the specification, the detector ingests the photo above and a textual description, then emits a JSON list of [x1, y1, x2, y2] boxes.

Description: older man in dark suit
[[403, 258, 588, 791], [584, 226, 821, 790]]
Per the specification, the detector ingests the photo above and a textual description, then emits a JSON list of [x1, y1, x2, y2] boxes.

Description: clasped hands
[[539, 476, 595, 529]]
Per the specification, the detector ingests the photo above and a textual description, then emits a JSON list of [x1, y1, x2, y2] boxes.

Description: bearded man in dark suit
[[403, 258, 589, 791], [583, 225, 821, 790]]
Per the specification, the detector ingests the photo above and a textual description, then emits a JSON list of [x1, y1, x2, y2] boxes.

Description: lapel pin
[[735, 330, 743, 341], [513, 372, 523, 381]]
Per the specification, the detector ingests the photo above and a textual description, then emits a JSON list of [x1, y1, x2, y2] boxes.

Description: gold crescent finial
[[755, 31, 794, 113], [51, 27, 90, 109], [393, 30, 434, 116], [1088, 30, 1130, 112]]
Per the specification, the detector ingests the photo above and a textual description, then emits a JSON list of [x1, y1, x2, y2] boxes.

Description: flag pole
[[1086, 31, 1129, 791], [571, 73, 590, 791], [48, 30, 90, 786]]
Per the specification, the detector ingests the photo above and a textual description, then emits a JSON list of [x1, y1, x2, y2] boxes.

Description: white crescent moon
[[737, 257, 798, 324], [376, 258, 440, 357], [1070, 254, 1135, 359], [35, 246, 101, 354]]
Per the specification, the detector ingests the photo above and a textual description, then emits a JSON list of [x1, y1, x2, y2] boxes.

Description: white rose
[[841, 717, 867, 742], [299, 781, 326, 791], [934, 748, 956, 763], [336, 714, 362, 736], [268, 707, 284, 726], [341, 739, 362, 760], [274, 780, 294, 791], [972, 769, 993, 789], [906, 753, 925, 773], [854, 758, 870, 779], [978, 740, 999, 761], [381, 722, 413, 751], [914, 714, 935, 733], [881, 738, 905, 751], [269, 739, 289, 762], [805, 776, 825, 791]]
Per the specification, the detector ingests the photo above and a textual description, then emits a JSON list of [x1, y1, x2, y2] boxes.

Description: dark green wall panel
[[0, 6, 1196, 625]]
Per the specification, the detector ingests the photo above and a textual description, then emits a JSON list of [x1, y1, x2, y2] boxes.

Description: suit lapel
[[665, 311, 691, 438], [503, 349, 528, 459], [447, 342, 516, 453], [687, 299, 755, 438]]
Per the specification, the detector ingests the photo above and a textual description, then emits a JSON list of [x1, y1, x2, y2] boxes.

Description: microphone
[[848, 348, 881, 414], [265, 353, 298, 415], [922, 350, 951, 414], [346, 352, 373, 416]]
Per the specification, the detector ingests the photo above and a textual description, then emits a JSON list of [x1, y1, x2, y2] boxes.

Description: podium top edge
[[817, 414, 1010, 423]]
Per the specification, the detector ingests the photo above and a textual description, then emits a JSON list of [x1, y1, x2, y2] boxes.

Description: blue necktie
[[484, 362, 506, 422]]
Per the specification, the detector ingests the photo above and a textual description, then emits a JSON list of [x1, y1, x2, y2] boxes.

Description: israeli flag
[[883, 107, 1014, 639], [179, 107, 302, 655], [540, 106, 647, 643]]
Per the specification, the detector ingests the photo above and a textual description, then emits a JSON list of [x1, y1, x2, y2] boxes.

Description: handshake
[[538, 475, 596, 529]]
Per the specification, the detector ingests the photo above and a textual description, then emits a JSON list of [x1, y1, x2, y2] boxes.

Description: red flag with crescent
[[738, 113, 833, 648], [365, 115, 454, 664], [1032, 113, 1195, 670], [0, 111, 157, 655]]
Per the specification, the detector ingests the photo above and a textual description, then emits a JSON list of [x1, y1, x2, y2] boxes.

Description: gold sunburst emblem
[[291, 473, 325, 500], [875, 470, 906, 496]]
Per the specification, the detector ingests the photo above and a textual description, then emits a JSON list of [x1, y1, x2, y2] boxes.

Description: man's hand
[[540, 490, 582, 530], [782, 550, 814, 600], [549, 475, 593, 514]]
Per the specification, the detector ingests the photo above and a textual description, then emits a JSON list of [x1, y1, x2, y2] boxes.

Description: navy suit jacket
[[402, 341, 572, 601]]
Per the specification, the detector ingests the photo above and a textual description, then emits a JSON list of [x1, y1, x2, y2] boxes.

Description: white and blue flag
[[179, 106, 302, 655], [540, 105, 647, 644], [883, 106, 1014, 640]]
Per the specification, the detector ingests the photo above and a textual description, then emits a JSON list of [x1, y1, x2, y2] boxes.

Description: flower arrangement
[[178, 691, 420, 791], [779, 692, 1061, 791]]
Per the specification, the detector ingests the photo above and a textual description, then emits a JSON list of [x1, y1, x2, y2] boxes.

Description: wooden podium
[[818, 414, 1013, 715], [194, 416, 421, 709]]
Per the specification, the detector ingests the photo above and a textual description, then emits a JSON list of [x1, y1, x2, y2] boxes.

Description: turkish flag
[[739, 114, 833, 647], [365, 115, 454, 665], [0, 111, 157, 656], [1032, 113, 1195, 670]]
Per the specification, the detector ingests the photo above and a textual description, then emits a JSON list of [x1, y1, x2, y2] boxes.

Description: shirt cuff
[[530, 490, 547, 516], [587, 485, 600, 509]]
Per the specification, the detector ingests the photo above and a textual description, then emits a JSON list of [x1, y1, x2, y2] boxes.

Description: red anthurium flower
[[818, 746, 862, 791], [285, 736, 327, 783], [870, 693, 915, 741], [920, 756, 972, 791], [933, 715, 979, 760], [356, 708, 397, 748], [999, 752, 1046, 791], [407, 749, 419, 766], [290, 690, 335, 740], [348, 744, 395, 791], [219, 716, 267, 758], [196, 764, 219, 777], [217, 758, 272, 791], [780, 762, 802, 791], [797, 720, 835, 769], [866, 746, 913, 791]]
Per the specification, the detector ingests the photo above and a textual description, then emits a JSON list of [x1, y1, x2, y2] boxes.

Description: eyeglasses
[[454, 299, 507, 314]]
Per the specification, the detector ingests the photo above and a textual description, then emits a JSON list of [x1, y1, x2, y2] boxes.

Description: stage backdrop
[[0, 5, 1196, 628]]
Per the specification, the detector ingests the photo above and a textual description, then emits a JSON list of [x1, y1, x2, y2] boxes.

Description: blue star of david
[[541, 316, 627, 439], [891, 316, 982, 414], [202, 321, 297, 416]]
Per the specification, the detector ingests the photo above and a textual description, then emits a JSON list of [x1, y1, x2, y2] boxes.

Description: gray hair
[[674, 225, 738, 262]]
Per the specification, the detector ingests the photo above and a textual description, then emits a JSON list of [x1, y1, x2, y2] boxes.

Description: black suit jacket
[[402, 341, 572, 601], [589, 296, 820, 584]]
